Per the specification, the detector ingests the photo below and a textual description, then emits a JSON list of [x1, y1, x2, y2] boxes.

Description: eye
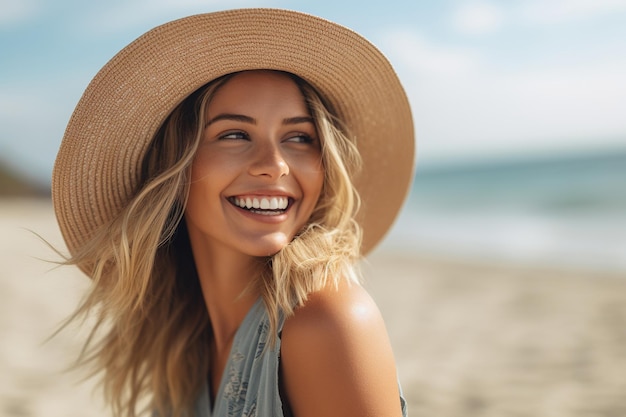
[[285, 133, 316, 144], [219, 131, 249, 141]]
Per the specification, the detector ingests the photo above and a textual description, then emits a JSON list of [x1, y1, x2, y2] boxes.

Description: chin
[[247, 235, 292, 257]]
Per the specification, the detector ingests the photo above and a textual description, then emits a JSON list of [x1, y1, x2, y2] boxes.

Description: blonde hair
[[63, 70, 362, 417]]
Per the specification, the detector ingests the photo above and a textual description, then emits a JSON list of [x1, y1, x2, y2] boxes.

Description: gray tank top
[[191, 298, 408, 416]]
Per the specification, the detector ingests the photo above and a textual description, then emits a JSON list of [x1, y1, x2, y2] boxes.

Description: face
[[185, 71, 324, 260]]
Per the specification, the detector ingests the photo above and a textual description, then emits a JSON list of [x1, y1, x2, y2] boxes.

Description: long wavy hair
[[63, 70, 362, 417]]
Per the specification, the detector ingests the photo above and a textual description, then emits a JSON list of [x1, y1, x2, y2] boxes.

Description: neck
[[189, 236, 267, 353]]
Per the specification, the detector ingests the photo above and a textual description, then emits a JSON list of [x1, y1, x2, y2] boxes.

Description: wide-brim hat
[[52, 8, 415, 258]]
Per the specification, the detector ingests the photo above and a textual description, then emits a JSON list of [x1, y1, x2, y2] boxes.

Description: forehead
[[207, 70, 309, 114]]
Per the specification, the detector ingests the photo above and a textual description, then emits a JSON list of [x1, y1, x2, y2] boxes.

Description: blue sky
[[2, 0, 626, 185]]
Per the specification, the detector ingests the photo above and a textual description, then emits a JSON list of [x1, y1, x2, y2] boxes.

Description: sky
[[1, 0, 626, 185]]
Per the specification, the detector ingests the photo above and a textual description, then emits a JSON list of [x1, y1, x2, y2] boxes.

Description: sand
[[2, 198, 626, 417]]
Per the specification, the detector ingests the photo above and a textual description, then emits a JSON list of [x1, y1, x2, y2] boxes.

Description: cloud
[[448, 0, 626, 35], [519, 0, 626, 24], [0, 89, 61, 180], [381, 30, 480, 76], [0, 77, 87, 182], [379, 29, 626, 163], [0, 0, 42, 27], [79, 0, 274, 35], [450, 2, 504, 35]]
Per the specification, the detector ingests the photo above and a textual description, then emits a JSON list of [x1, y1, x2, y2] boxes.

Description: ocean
[[382, 148, 626, 273]]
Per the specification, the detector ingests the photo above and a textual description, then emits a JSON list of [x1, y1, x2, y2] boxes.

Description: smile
[[229, 196, 291, 215]]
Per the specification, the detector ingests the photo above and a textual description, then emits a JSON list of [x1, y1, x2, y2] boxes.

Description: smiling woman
[[51, 8, 414, 417], [186, 71, 324, 260]]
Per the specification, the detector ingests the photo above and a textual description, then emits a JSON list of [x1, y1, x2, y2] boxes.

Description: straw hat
[[52, 8, 415, 257]]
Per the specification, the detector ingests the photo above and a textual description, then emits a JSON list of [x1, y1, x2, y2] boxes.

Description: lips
[[228, 195, 291, 215]]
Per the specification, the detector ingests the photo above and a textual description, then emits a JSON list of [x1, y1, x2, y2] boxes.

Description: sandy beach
[[2, 198, 626, 417]]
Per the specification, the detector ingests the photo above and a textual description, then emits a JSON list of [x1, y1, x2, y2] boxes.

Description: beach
[[2, 198, 626, 417]]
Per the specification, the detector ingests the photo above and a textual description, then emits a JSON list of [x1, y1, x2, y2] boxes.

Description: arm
[[280, 280, 403, 417]]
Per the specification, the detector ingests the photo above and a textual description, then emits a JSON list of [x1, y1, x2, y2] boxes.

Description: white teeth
[[234, 196, 289, 211]]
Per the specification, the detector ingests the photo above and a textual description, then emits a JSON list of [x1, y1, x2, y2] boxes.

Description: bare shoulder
[[283, 279, 383, 336], [281, 280, 403, 417]]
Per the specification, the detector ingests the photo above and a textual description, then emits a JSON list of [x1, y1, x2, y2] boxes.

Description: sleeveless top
[[189, 298, 408, 416]]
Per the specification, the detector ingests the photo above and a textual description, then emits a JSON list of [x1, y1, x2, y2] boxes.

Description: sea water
[[382, 149, 626, 273]]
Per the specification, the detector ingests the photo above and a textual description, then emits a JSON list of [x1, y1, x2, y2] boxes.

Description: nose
[[248, 142, 290, 179]]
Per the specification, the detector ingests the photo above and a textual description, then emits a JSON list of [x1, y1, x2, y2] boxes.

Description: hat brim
[[52, 8, 415, 257]]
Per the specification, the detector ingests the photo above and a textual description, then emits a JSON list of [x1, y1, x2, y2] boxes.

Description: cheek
[[189, 151, 215, 183], [185, 177, 209, 221], [186, 155, 222, 212], [303, 162, 325, 209], [311, 168, 324, 200], [298, 169, 325, 228], [189, 149, 238, 186]]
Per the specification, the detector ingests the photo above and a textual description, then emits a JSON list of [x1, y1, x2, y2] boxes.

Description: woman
[[53, 8, 414, 417]]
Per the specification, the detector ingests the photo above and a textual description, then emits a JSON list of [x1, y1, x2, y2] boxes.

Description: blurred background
[[1, 0, 625, 416]]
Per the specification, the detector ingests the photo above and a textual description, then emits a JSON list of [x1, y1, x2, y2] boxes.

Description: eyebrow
[[205, 114, 314, 127], [283, 116, 315, 125], [206, 113, 254, 126]]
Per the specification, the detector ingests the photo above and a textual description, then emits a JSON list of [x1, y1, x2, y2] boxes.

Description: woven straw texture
[[52, 8, 415, 258]]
